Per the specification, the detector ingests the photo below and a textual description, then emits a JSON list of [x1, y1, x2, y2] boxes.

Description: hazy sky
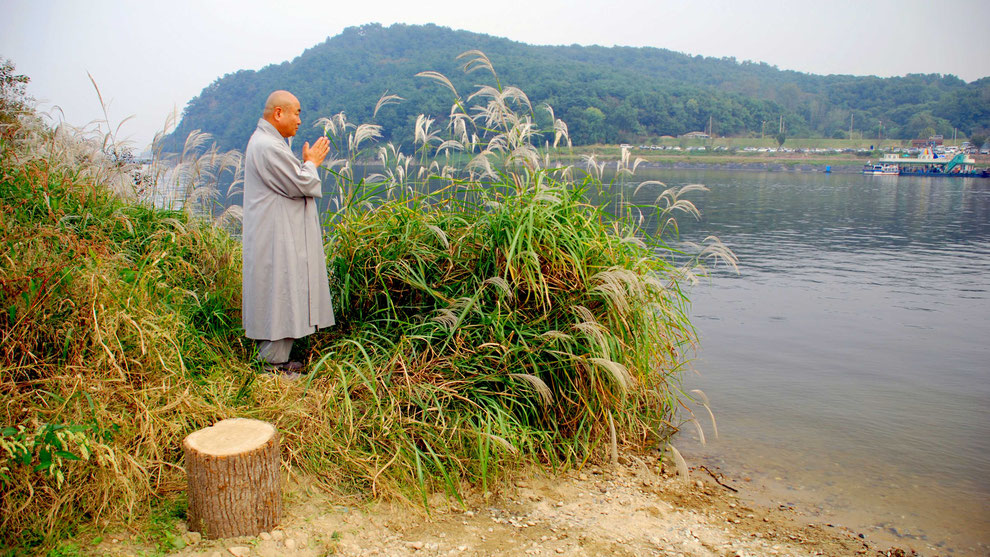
[[3, 0, 988, 149]]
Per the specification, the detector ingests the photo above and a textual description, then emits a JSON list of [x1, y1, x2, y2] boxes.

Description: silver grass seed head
[[482, 276, 513, 299], [571, 305, 597, 325], [589, 357, 632, 396], [666, 443, 690, 482], [508, 373, 553, 406], [432, 308, 458, 330], [540, 330, 572, 342], [631, 157, 646, 174], [373, 91, 404, 119], [437, 139, 465, 155], [457, 49, 496, 77], [415, 70, 460, 99], [632, 180, 666, 198], [426, 225, 450, 249], [348, 123, 382, 152], [466, 152, 496, 180]]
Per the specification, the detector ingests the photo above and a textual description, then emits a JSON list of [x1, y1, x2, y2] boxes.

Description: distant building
[[680, 131, 710, 139]]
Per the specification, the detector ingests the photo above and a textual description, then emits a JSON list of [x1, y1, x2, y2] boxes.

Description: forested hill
[[165, 23, 990, 152]]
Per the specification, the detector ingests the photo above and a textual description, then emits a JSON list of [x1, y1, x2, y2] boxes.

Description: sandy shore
[[95, 453, 922, 557]]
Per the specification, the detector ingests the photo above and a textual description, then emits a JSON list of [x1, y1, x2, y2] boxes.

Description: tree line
[[164, 23, 990, 152]]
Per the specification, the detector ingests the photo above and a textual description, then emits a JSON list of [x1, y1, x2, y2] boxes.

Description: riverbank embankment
[[96, 454, 911, 557], [555, 146, 990, 175]]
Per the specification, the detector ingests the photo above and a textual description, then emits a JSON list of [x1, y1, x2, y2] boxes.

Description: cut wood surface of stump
[[183, 418, 281, 538]]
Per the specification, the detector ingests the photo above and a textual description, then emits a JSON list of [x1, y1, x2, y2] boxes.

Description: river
[[621, 169, 989, 555]]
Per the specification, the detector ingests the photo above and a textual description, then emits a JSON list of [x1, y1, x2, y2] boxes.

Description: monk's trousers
[[257, 339, 293, 364]]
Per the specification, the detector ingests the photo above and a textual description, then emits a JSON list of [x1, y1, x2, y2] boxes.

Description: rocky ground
[[94, 452, 927, 557]]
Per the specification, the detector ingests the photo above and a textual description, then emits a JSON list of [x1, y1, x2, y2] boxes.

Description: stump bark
[[183, 418, 281, 538]]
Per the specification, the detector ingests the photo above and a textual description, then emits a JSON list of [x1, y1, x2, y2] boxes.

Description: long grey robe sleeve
[[242, 118, 335, 341]]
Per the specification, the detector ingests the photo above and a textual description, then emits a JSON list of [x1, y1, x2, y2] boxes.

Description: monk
[[242, 90, 334, 375]]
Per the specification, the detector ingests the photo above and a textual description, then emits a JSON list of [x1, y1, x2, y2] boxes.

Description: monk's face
[[272, 97, 302, 138]]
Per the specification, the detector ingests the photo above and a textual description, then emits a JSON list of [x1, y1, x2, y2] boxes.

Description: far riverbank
[[552, 149, 990, 175]]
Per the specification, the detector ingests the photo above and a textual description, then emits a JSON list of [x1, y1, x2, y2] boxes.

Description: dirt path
[[99, 455, 915, 557]]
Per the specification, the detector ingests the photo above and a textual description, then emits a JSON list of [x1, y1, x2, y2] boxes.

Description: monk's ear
[[272, 106, 282, 120]]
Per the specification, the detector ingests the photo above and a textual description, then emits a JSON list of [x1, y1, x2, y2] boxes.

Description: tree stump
[[183, 418, 281, 538]]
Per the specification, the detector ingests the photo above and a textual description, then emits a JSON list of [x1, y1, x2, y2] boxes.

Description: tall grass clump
[[0, 91, 252, 550], [0, 53, 732, 552], [296, 51, 735, 496]]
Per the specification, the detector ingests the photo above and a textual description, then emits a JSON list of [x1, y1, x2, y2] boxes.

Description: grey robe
[[242, 118, 335, 341]]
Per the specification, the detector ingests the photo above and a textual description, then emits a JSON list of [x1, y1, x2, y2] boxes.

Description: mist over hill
[[165, 23, 989, 152]]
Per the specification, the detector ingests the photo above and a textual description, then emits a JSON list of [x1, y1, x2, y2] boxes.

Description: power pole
[[779, 115, 783, 134], [850, 113, 854, 139]]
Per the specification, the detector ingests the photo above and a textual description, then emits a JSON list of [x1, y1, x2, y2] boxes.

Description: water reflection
[[323, 165, 990, 553], [619, 170, 990, 555]]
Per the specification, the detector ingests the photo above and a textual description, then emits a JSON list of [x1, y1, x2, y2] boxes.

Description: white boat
[[862, 163, 900, 175]]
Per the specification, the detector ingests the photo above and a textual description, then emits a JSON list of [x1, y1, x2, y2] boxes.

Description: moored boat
[[877, 149, 990, 178], [862, 163, 900, 175]]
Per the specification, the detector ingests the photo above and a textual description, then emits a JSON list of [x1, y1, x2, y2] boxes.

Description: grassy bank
[[0, 53, 730, 554]]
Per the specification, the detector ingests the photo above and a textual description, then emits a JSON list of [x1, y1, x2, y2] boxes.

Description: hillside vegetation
[[166, 23, 990, 154], [0, 54, 729, 553]]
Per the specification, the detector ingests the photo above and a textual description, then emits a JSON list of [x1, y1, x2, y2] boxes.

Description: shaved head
[[262, 90, 302, 138], [263, 90, 299, 118]]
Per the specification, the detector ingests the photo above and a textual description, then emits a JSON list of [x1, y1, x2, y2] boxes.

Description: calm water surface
[[624, 170, 989, 555]]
